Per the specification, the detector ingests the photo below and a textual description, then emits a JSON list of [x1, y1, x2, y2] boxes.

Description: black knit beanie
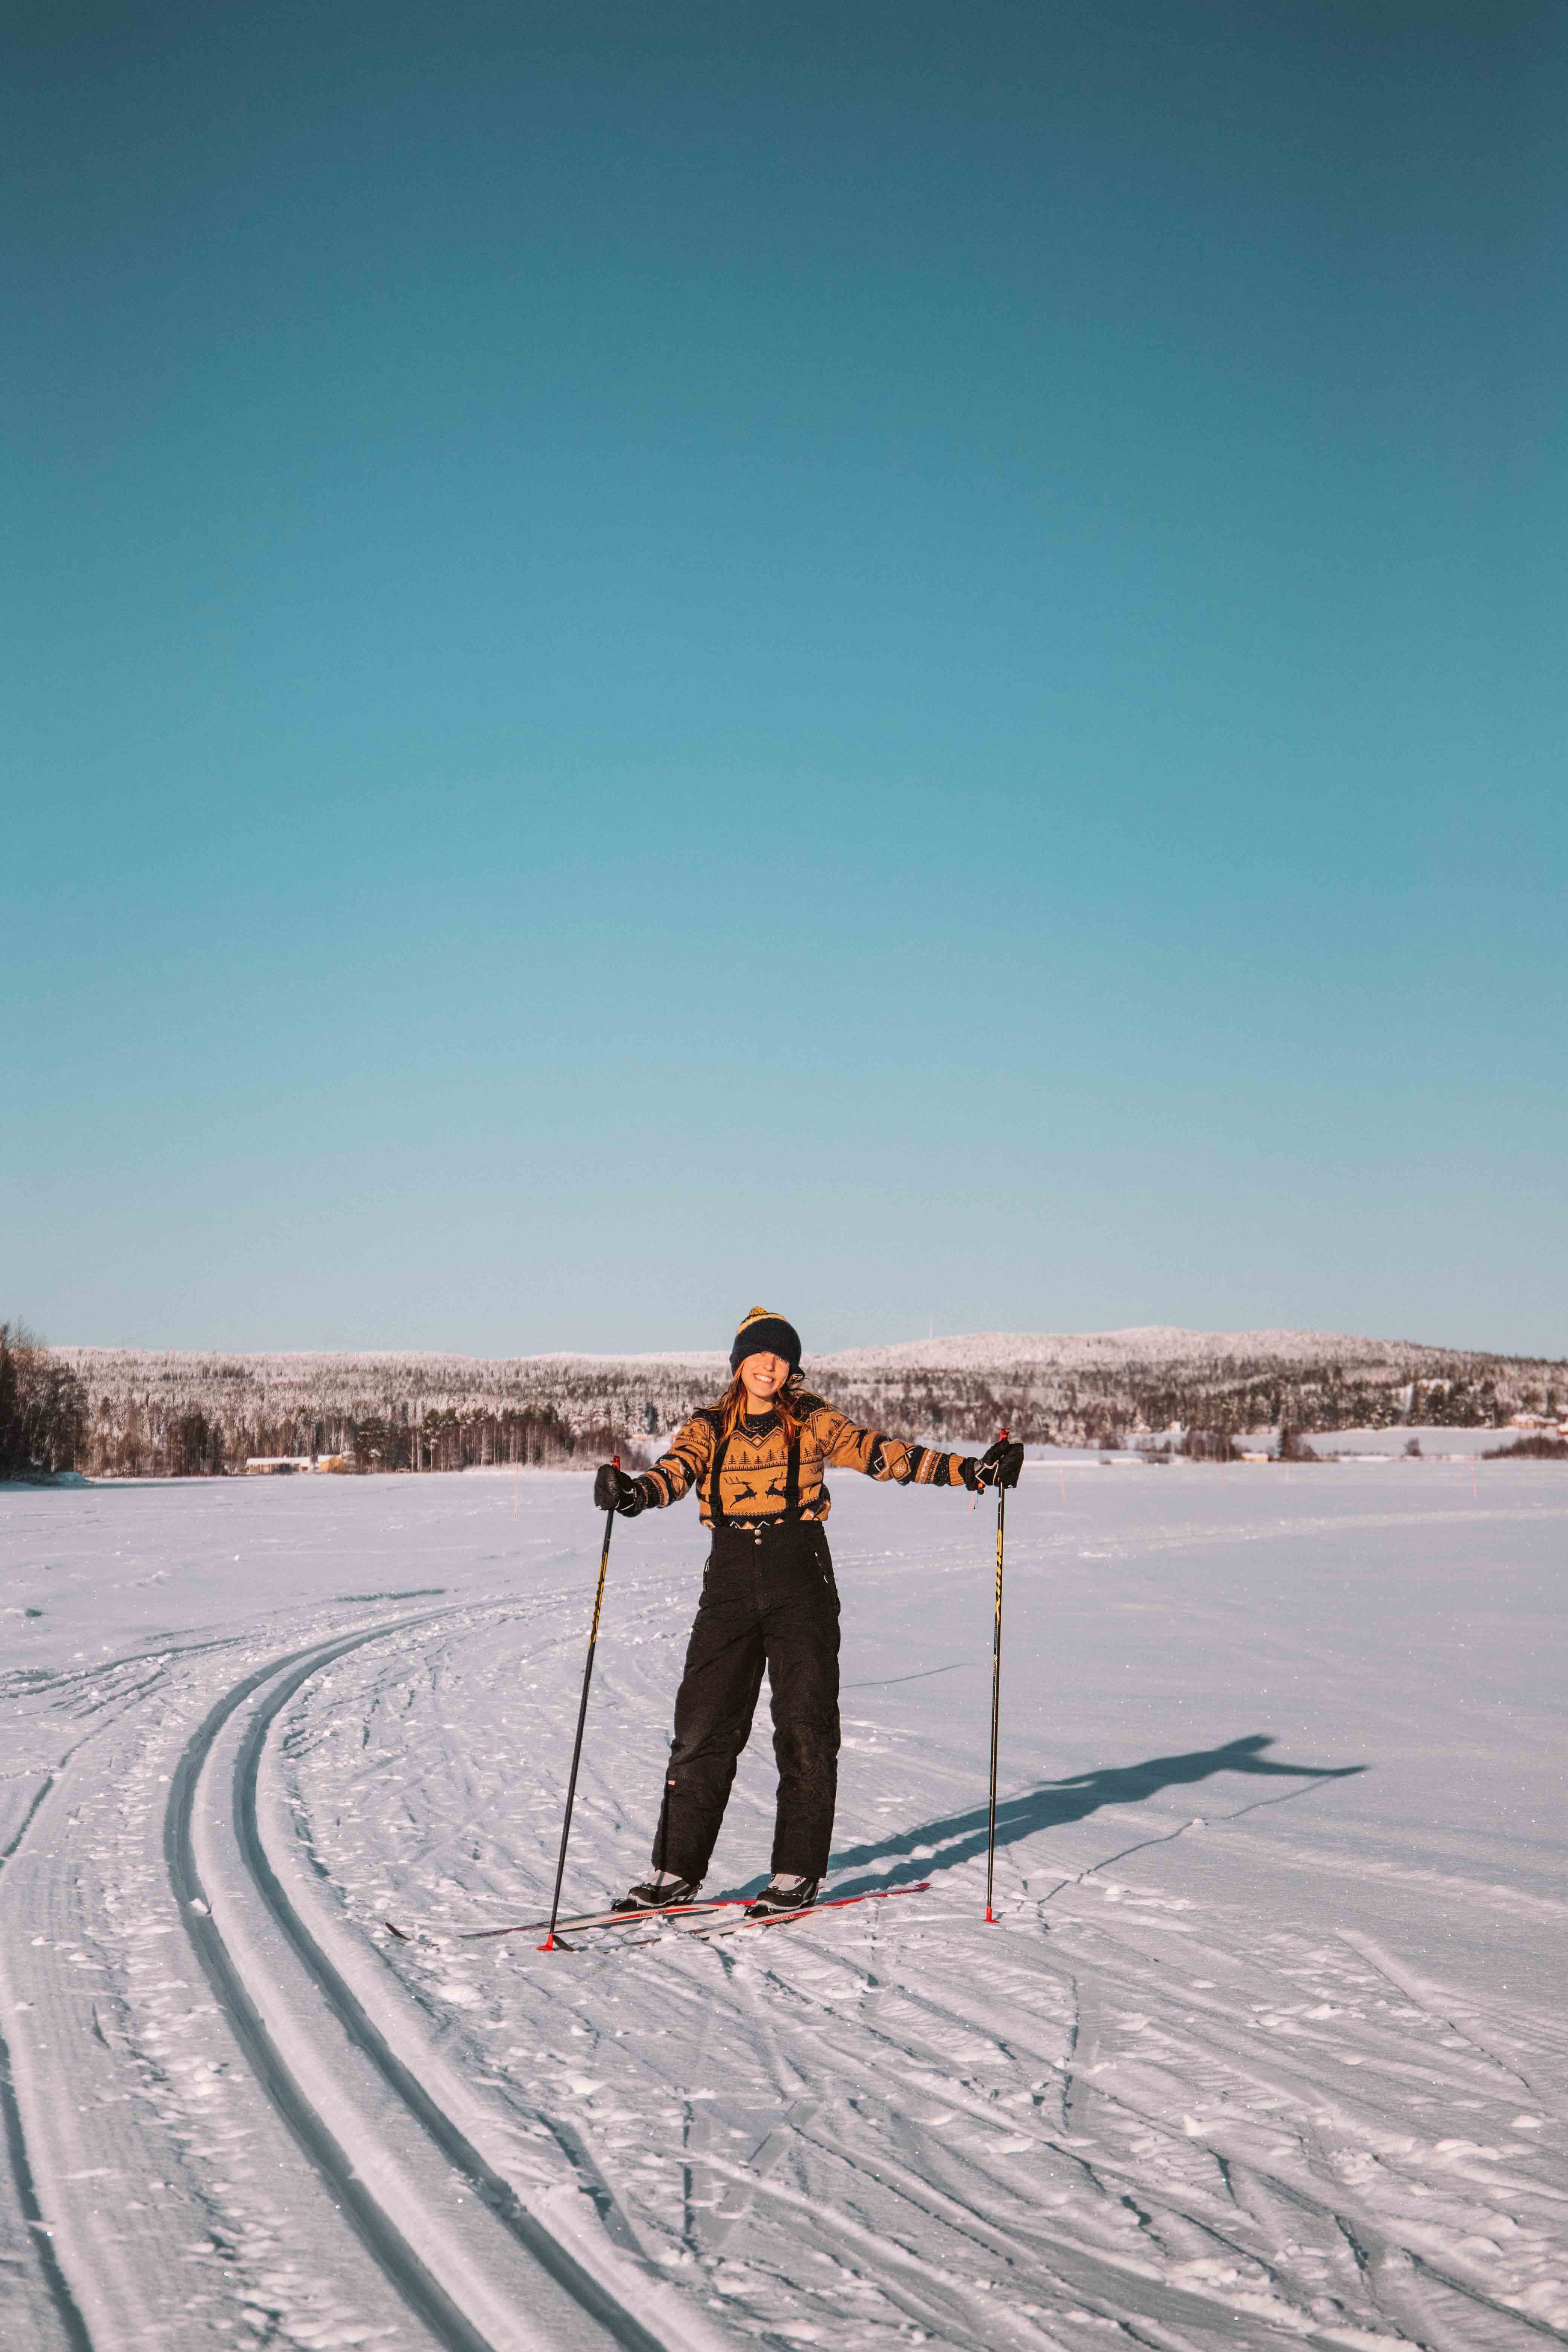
[[729, 1306, 802, 1375]]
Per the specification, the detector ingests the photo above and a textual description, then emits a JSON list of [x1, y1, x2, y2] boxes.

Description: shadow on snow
[[822, 1733, 1366, 1903]]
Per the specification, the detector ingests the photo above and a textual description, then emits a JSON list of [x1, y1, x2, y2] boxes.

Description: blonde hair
[[719, 1366, 804, 1446]]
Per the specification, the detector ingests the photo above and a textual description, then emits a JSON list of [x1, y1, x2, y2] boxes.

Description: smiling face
[[738, 1351, 790, 1411]]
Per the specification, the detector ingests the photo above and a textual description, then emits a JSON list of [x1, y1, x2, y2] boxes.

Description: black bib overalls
[[651, 1516, 841, 1883]]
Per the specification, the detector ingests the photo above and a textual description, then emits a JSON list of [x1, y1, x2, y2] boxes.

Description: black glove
[[593, 1462, 646, 1516], [972, 1438, 1024, 1491]]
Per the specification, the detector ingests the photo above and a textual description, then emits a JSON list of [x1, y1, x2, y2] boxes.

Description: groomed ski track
[[0, 1767, 95, 2352], [166, 1608, 719, 2352]]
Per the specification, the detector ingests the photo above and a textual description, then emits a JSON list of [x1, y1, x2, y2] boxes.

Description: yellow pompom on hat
[[729, 1307, 802, 1375]]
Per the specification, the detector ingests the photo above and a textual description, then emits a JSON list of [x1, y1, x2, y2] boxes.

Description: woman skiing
[[593, 1307, 1022, 1917]]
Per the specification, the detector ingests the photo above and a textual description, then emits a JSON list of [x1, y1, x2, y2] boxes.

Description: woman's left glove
[[593, 1462, 648, 1515], [961, 1439, 1024, 1492]]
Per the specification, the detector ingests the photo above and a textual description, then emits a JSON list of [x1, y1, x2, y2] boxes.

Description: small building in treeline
[[244, 1455, 349, 1475]]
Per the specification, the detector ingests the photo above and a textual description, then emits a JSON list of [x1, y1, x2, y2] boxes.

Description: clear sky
[[6, 2, 1564, 1359]]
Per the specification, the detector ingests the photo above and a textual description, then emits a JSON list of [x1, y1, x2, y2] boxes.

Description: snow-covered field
[[2, 1460, 1564, 2352]]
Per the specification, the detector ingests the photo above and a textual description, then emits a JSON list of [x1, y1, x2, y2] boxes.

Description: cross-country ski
[[664, 1876, 933, 1941], [547, 1879, 934, 1948], [384, 1893, 746, 1942]]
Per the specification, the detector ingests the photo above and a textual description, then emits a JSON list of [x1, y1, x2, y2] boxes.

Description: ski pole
[[985, 1428, 1008, 1925], [540, 1456, 619, 1951]]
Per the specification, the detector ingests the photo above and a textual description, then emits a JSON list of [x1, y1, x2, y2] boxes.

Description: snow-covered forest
[[19, 1327, 1567, 1479], [0, 1325, 89, 1480]]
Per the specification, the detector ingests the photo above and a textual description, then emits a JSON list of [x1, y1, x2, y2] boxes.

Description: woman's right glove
[[961, 1438, 1025, 1492], [593, 1462, 648, 1515]]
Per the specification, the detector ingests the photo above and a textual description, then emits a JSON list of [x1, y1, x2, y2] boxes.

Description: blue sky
[[6, 2, 1564, 1357]]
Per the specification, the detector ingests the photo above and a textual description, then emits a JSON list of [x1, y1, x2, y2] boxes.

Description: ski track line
[[262, 1588, 739, 2352], [1036, 1917, 1568, 2350], [697, 1937, 1343, 2349], [698, 2145, 1343, 2352], [699, 1894, 1565, 2352], [0, 1757, 95, 2352], [1034, 1919, 1561, 2324], [166, 1606, 717, 2352], [1333, 1931, 1558, 2110], [666, 1918, 1309, 2347], [236, 1626, 732, 2352]]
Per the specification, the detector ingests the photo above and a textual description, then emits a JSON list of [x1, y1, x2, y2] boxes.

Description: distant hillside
[[54, 1329, 1567, 1477], [811, 1328, 1565, 1449]]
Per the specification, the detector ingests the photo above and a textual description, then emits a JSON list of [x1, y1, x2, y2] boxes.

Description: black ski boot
[[612, 1872, 702, 1915], [746, 1874, 819, 1917]]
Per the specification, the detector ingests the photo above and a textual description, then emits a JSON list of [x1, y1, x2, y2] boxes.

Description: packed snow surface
[[2, 1457, 1564, 2352]]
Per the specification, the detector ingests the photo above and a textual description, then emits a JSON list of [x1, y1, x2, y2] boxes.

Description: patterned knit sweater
[[636, 1390, 973, 1530]]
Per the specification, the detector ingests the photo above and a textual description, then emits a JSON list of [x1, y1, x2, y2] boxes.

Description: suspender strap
[[707, 1428, 730, 1531], [783, 1432, 801, 1519]]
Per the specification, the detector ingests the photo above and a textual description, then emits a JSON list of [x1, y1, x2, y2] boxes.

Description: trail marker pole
[[986, 1428, 1008, 1925], [540, 1457, 619, 1951]]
